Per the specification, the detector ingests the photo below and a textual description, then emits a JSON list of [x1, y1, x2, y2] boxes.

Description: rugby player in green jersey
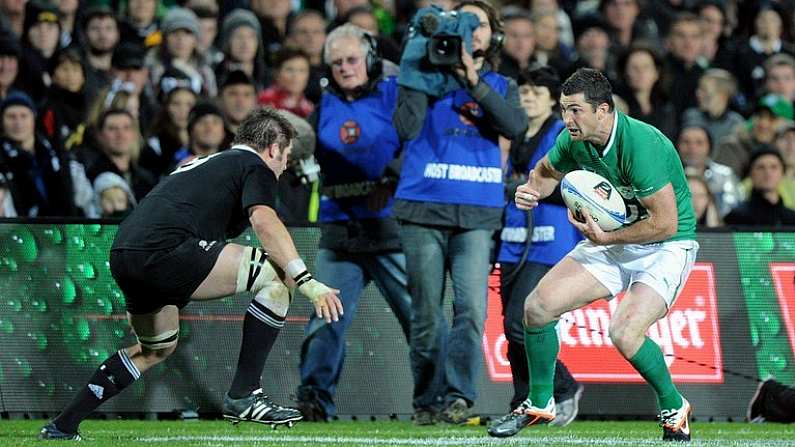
[[489, 68, 697, 442]]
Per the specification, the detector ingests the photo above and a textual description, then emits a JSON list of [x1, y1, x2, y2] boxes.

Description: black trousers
[[500, 261, 579, 410], [755, 380, 795, 423]]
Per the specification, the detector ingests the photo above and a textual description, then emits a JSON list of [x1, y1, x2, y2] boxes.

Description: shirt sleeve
[[241, 163, 278, 211], [546, 130, 577, 174]]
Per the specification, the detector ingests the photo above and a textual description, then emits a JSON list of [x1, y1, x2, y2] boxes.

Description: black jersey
[[112, 146, 277, 251]]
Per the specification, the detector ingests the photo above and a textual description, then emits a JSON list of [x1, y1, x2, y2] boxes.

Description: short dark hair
[[273, 47, 310, 70], [562, 68, 614, 112], [233, 107, 295, 152], [98, 108, 134, 130], [518, 65, 561, 101]]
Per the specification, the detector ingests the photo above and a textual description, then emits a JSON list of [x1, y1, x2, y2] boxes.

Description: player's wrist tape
[[286, 259, 307, 279], [295, 273, 332, 304]]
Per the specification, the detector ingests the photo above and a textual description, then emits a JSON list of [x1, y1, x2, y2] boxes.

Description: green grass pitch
[[3, 419, 795, 446]]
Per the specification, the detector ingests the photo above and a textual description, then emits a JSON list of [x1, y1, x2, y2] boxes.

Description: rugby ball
[[561, 170, 626, 231]]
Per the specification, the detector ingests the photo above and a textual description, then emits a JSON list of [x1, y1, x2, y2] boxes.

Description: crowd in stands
[[0, 0, 793, 226]]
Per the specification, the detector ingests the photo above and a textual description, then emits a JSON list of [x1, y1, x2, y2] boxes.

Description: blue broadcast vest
[[498, 118, 582, 266], [395, 72, 508, 208], [317, 76, 401, 222]]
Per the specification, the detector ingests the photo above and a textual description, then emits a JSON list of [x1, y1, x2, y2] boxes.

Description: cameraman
[[295, 24, 415, 422], [393, 0, 528, 425]]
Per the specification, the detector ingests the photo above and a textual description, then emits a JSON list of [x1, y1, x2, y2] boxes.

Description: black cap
[[220, 69, 255, 90], [23, 0, 60, 38], [112, 43, 146, 70], [0, 32, 21, 58]]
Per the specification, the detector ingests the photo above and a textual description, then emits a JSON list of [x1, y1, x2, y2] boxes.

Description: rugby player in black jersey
[[40, 108, 343, 440]]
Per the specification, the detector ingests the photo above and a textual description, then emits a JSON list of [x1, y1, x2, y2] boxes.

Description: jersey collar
[[232, 144, 261, 157], [600, 111, 620, 157]]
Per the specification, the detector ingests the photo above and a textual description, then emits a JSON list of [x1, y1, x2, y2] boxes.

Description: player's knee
[[236, 246, 281, 295], [248, 281, 291, 328], [523, 291, 552, 328], [608, 321, 641, 352], [137, 329, 179, 362]]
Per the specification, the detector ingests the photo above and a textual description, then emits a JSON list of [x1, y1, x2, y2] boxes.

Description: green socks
[[524, 322, 559, 406], [629, 337, 683, 411]]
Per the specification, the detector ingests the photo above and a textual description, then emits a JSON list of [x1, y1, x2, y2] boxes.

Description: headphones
[[361, 31, 383, 80], [490, 29, 505, 52]]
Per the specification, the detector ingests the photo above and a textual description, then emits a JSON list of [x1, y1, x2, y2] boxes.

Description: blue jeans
[[400, 223, 492, 409], [298, 249, 412, 417]]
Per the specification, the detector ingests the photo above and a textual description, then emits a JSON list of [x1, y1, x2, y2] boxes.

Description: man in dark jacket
[[725, 146, 795, 226]]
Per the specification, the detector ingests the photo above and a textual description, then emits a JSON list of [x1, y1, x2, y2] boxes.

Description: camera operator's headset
[[361, 32, 383, 80]]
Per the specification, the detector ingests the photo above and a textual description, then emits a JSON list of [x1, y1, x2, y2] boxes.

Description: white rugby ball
[[561, 170, 626, 231]]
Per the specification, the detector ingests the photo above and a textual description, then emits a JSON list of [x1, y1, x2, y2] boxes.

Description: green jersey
[[548, 111, 696, 242]]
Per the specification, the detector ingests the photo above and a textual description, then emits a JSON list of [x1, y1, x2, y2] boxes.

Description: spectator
[[532, 10, 574, 76], [393, 0, 527, 425], [172, 100, 231, 167], [0, 32, 21, 100], [599, 0, 658, 51], [662, 12, 705, 122], [493, 66, 583, 428], [734, 7, 795, 101], [566, 15, 615, 82], [677, 124, 741, 217], [146, 7, 216, 98], [747, 379, 795, 423], [53, 0, 80, 48], [218, 70, 258, 135], [682, 68, 745, 144], [111, 43, 158, 133], [286, 10, 327, 104], [39, 47, 88, 150], [79, 108, 156, 201], [764, 54, 795, 105], [295, 24, 413, 423], [16, 0, 62, 104], [81, 6, 120, 94], [615, 42, 676, 140], [714, 94, 793, 176], [93, 171, 136, 218], [344, 5, 401, 64], [775, 123, 795, 207], [216, 9, 268, 92], [141, 67, 198, 177], [190, 4, 223, 68], [0, 0, 27, 37], [724, 147, 795, 226], [118, 0, 161, 49], [531, 0, 574, 48], [250, 0, 292, 61], [0, 169, 17, 216], [0, 91, 88, 216], [686, 173, 722, 228], [257, 48, 313, 119], [697, 0, 736, 71], [498, 8, 536, 81]]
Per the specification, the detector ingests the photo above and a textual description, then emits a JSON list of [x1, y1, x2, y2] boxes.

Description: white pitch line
[[134, 434, 795, 447]]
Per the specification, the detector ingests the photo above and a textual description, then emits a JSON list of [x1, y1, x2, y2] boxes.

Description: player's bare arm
[[249, 205, 343, 323], [515, 155, 563, 210], [570, 183, 678, 245]]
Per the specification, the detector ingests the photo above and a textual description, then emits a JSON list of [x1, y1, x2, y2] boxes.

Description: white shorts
[[567, 239, 699, 308]]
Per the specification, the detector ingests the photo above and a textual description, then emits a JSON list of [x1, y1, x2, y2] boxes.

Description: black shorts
[[110, 238, 226, 315]]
